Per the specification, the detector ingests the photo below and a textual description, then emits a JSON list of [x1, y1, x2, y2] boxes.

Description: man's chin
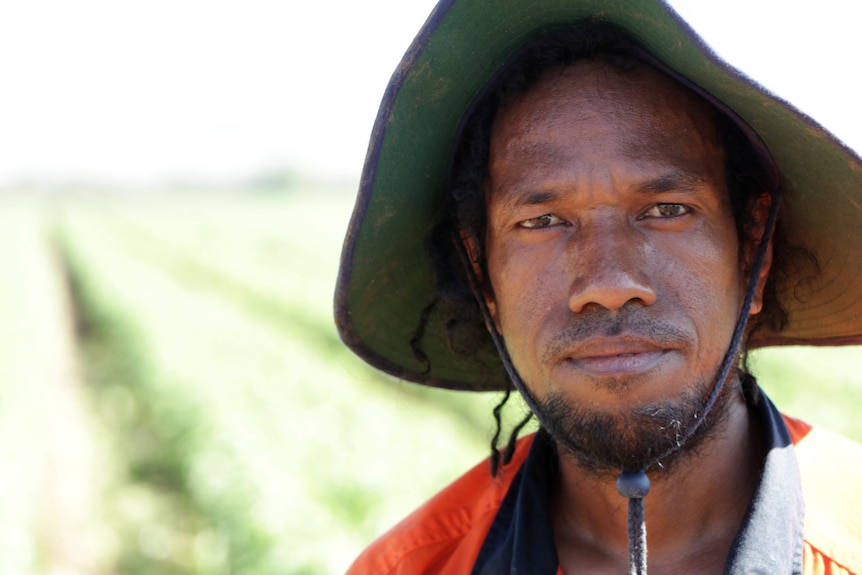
[[534, 382, 730, 477]]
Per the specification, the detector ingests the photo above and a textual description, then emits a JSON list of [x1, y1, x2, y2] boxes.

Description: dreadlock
[[489, 386, 535, 476]]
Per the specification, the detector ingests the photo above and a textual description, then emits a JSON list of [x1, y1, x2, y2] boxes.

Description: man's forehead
[[496, 57, 722, 139], [487, 58, 727, 188]]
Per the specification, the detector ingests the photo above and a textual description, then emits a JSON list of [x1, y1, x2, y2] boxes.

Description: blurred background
[[1, 1, 861, 573]]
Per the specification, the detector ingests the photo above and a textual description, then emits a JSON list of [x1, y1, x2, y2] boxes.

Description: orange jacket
[[787, 417, 862, 574], [349, 405, 862, 574]]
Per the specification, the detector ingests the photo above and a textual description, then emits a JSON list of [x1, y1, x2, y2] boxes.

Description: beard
[[529, 373, 735, 477]]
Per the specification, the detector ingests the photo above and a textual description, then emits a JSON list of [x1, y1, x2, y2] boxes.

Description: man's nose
[[566, 221, 657, 313]]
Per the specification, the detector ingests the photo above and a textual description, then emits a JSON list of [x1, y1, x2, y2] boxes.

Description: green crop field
[[1, 188, 860, 574]]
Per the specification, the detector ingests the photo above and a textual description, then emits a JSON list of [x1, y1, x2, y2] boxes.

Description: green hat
[[335, 0, 862, 392]]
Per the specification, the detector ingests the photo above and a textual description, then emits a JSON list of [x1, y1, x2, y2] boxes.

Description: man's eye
[[519, 214, 565, 228], [645, 203, 690, 218]]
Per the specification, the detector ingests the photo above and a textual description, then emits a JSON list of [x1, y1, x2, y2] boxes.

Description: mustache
[[542, 306, 694, 363]]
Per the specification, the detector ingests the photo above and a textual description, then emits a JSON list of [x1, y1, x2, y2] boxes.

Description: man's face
[[482, 59, 765, 473]]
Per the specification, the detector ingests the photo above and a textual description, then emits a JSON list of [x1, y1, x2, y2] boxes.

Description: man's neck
[[551, 394, 767, 575]]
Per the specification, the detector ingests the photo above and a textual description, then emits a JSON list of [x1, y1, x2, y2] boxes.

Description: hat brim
[[335, 0, 862, 391]]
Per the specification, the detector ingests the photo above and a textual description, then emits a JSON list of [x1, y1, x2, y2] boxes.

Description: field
[[1, 187, 861, 574]]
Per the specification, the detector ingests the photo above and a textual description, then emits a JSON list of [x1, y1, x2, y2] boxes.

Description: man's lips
[[556, 337, 671, 377]]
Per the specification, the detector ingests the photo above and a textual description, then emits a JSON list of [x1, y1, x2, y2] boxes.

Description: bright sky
[[0, 0, 859, 185]]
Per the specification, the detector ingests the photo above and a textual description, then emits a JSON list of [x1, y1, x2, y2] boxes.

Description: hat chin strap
[[456, 187, 781, 574]]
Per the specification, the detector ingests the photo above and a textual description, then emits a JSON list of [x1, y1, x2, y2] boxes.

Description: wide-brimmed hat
[[335, 0, 862, 391]]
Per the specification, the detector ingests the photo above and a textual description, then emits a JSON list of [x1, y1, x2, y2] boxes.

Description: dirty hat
[[335, 0, 862, 391]]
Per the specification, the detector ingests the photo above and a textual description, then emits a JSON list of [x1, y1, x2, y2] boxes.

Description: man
[[335, 1, 862, 573]]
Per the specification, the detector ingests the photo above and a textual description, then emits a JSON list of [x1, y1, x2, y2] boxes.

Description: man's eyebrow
[[500, 190, 561, 211], [635, 170, 710, 194], [496, 170, 712, 210]]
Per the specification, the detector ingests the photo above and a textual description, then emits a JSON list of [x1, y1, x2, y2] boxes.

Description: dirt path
[[8, 202, 108, 574]]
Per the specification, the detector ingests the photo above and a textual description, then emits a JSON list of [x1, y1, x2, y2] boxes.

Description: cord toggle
[[617, 470, 651, 499]]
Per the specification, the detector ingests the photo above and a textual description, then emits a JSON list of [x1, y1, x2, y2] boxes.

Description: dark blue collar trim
[[471, 392, 805, 574], [472, 430, 559, 575]]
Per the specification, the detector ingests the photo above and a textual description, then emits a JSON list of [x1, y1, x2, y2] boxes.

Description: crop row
[[53, 195, 504, 575]]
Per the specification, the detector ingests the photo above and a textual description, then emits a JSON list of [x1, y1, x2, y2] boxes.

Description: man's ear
[[746, 194, 775, 316], [748, 240, 772, 316], [461, 231, 500, 330]]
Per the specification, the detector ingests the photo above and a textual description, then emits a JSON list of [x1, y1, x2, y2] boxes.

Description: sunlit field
[[2, 187, 860, 574]]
